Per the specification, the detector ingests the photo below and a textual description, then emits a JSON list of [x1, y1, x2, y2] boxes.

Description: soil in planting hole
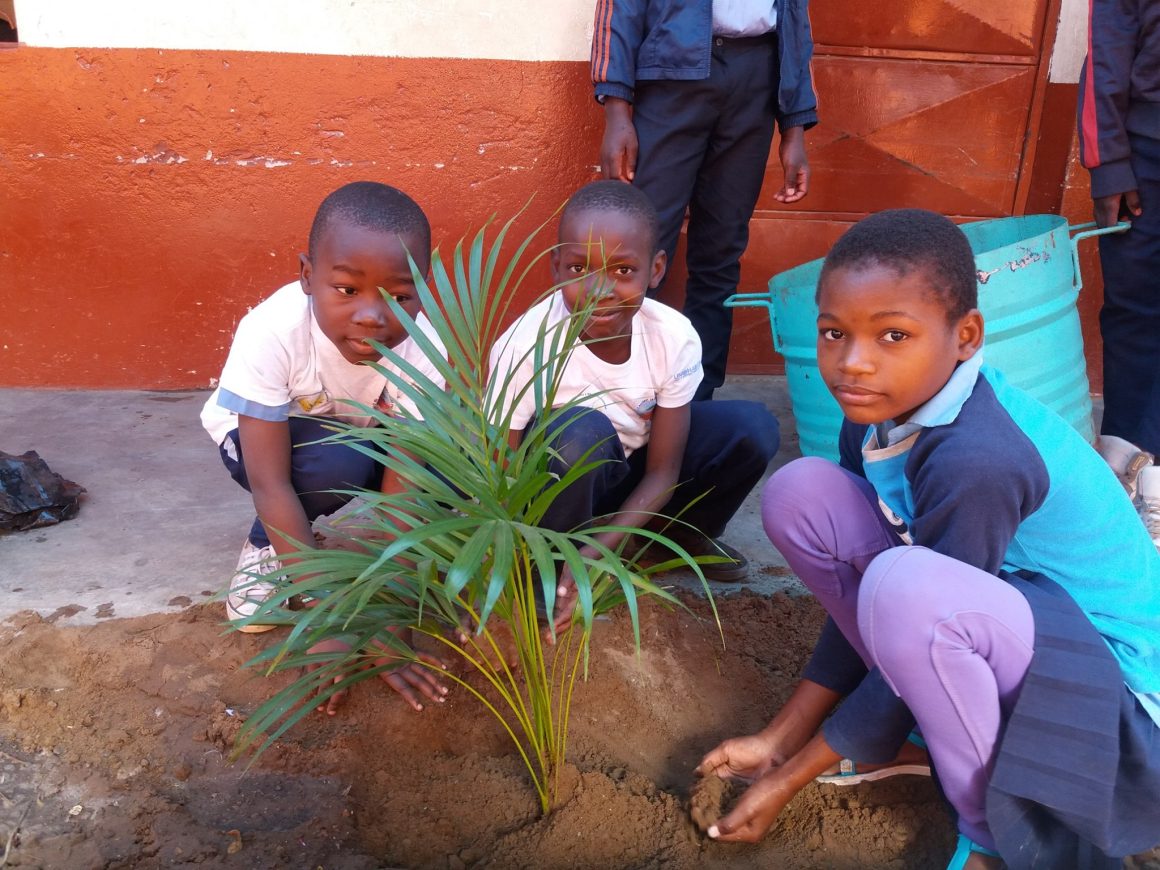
[[1, 593, 1157, 869], [688, 773, 732, 834]]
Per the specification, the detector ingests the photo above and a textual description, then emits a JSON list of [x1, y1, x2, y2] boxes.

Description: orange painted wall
[[0, 48, 602, 388], [1, 39, 1097, 391]]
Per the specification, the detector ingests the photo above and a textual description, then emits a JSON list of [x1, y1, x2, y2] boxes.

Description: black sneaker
[[666, 532, 750, 583]]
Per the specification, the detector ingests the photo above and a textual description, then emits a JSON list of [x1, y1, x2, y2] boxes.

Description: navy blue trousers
[[633, 34, 779, 400], [218, 416, 380, 548], [537, 400, 780, 538], [1097, 133, 1160, 456]]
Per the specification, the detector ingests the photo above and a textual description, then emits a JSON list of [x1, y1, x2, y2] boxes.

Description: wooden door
[[674, 0, 1061, 373]]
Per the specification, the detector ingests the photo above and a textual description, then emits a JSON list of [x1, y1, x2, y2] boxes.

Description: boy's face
[[551, 207, 666, 343], [300, 221, 427, 364], [816, 263, 983, 426]]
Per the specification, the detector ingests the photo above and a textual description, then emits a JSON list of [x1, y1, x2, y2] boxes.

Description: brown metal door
[[712, 0, 1058, 373]]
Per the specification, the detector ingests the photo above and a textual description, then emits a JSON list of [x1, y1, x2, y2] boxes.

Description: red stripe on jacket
[[1080, 0, 1102, 167], [593, 0, 614, 84]]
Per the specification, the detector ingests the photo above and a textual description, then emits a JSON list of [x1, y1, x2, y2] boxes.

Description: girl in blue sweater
[[697, 209, 1160, 869]]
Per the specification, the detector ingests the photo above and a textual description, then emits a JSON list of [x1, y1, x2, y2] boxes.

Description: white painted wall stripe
[[20, 0, 596, 62], [1049, 0, 1087, 84], [18, 0, 1091, 78]]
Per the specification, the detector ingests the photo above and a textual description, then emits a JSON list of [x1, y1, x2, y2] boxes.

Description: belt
[[712, 31, 777, 48]]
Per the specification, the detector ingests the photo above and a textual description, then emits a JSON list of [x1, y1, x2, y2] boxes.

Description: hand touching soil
[[688, 772, 729, 833]]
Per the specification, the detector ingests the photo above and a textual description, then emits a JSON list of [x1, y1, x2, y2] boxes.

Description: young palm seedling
[[231, 210, 720, 814]]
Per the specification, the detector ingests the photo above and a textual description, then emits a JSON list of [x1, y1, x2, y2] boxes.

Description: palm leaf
[[232, 207, 720, 815]]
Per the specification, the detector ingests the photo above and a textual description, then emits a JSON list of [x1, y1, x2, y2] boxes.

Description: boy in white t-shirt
[[201, 181, 448, 714], [489, 181, 780, 632]]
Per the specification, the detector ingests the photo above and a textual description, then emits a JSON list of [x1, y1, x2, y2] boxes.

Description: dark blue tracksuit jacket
[[590, 0, 818, 132], [1078, 0, 1160, 197]]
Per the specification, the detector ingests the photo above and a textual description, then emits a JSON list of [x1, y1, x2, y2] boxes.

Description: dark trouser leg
[[1098, 133, 1160, 456], [537, 407, 632, 533], [219, 416, 381, 547], [615, 400, 779, 538], [632, 80, 715, 301], [633, 38, 778, 400], [684, 38, 778, 399], [632, 37, 778, 399]]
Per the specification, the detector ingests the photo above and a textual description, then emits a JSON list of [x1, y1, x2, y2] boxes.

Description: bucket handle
[[724, 290, 785, 352], [723, 291, 773, 308], [1069, 221, 1130, 291]]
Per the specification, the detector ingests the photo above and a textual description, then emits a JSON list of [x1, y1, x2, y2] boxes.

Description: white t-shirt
[[488, 292, 703, 455], [712, 0, 777, 36], [201, 281, 445, 445]]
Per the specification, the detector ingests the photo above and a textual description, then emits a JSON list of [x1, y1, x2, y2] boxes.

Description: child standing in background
[[592, 0, 818, 400], [1079, 0, 1160, 547], [488, 180, 780, 632], [698, 209, 1160, 869], [201, 181, 449, 714]]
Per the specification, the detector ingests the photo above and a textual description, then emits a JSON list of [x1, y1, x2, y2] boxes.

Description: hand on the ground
[[774, 126, 809, 204], [547, 566, 578, 642], [370, 644, 450, 713], [705, 768, 797, 843], [305, 635, 449, 716], [1094, 190, 1141, 228], [306, 637, 357, 715], [696, 732, 779, 784], [546, 541, 608, 643], [455, 612, 473, 646], [600, 98, 637, 182]]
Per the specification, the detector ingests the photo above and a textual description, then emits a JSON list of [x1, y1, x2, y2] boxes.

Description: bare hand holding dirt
[[688, 772, 730, 833]]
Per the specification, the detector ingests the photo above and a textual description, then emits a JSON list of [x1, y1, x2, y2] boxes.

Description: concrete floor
[[0, 375, 806, 627]]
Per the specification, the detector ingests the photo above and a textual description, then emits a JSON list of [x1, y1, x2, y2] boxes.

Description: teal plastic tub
[[726, 216, 1128, 461]]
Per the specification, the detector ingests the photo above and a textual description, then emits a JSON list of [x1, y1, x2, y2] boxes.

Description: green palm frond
[[232, 209, 720, 814]]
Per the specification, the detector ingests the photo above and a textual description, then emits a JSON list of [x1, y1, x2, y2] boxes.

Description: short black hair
[[308, 181, 431, 262], [560, 180, 661, 255], [819, 209, 977, 321]]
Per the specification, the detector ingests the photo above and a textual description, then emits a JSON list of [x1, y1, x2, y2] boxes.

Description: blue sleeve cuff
[[802, 617, 868, 695], [778, 109, 818, 132], [1089, 159, 1138, 199], [217, 388, 290, 422], [595, 82, 634, 104], [822, 669, 916, 764]]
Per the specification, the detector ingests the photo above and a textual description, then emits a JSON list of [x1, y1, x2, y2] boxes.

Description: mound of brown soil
[[1, 592, 1153, 869]]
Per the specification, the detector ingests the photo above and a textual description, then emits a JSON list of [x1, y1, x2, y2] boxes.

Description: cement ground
[[0, 375, 807, 626]]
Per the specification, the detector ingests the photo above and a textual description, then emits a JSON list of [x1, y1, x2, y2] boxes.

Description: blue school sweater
[[806, 354, 1160, 865]]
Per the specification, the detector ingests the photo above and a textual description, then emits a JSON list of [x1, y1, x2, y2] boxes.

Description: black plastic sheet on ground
[[0, 450, 86, 532]]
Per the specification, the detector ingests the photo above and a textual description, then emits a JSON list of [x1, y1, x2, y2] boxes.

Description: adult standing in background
[[592, 0, 818, 400], [1079, 0, 1160, 545]]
